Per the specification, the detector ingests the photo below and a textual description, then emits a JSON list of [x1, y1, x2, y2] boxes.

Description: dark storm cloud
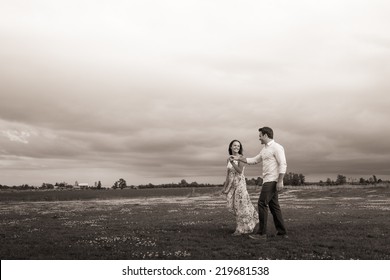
[[1, 0, 390, 186]]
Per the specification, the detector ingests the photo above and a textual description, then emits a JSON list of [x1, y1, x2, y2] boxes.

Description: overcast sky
[[1, 0, 390, 186]]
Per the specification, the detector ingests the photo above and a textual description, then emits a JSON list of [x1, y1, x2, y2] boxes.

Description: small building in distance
[[74, 182, 89, 189], [78, 183, 89, 189]]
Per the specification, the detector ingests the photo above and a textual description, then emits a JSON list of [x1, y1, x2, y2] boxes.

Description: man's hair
[[259, 127, 273, 139]]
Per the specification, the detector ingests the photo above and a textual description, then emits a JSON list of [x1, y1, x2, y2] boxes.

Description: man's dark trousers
[[257, 181, 287, 235]]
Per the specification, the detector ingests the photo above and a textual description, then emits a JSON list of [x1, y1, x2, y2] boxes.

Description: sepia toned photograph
[[1, 0, 389, 261]]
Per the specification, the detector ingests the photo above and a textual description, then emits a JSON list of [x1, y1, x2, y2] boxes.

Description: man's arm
[[231, 153, 262, 165], [275, 145, 287, 192], [276, 173, 285, 192]]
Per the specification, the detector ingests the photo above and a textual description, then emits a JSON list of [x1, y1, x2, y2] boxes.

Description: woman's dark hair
[[228, 140, 243, 155]]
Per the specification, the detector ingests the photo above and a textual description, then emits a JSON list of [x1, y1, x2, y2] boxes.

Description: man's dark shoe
[[267, 232, 288, 239], [249, 234, 267, 241], [276, 232, 289, 239]]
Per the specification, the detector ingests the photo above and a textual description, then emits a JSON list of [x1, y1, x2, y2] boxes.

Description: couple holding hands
[[222, 127, 288, 241]]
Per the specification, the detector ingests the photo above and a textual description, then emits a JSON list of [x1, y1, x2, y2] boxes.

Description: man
[[231, 126, 288, 240]]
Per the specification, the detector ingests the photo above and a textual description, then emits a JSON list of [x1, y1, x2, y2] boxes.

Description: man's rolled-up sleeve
[[275, 146, 287, 174], [246, 153, 262, 165]]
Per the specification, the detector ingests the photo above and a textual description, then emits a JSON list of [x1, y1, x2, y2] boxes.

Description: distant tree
[[299, 174, 305, 185], [335, 174, 347, 185], [256, 177, 263, 186], [55, 182, 71, 189], [283, 172, 305, 186], [41, 183, 54, 189], [326, 178, 332, 186], [359, 178, 366, 185], [290, 173, 299, 186], [246, 178, 256, 185], [179, 179, 188, 187], [17, 184, 33, 190], [373, 175, 377, 185], [112, 178, 126, 189], [97, 181, 102, 189], [283, 172, 292, 185], [348, 177, 358, 185], [118, 178, 126, 189]]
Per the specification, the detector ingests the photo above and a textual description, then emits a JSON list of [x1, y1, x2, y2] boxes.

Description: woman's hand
[[227, 157, 235, 165]]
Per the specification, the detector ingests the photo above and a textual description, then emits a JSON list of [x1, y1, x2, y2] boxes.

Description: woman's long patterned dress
[[225, 161, 258, 234]]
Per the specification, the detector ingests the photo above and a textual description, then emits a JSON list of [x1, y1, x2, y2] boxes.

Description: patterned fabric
[[225, 162, 259, 234]]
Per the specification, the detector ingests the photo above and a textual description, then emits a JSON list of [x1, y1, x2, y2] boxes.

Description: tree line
[[0, 174, 387, 190], [112, 178, 214, 189]]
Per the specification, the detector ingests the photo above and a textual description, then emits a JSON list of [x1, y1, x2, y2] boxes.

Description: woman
[[222, 140, 258, 236]]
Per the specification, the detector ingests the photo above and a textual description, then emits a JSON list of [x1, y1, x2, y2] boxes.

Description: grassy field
[[0, 185, 389, 260]]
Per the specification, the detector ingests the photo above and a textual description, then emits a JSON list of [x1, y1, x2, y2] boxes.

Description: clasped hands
[[228, 155, 242, 163]]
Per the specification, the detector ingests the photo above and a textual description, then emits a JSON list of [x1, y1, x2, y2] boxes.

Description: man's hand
[[230, 155, 243, 161], [276, 181, 284, 193]]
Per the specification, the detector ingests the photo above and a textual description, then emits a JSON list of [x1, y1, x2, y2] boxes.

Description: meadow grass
[[0, 185, 389, 259]]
